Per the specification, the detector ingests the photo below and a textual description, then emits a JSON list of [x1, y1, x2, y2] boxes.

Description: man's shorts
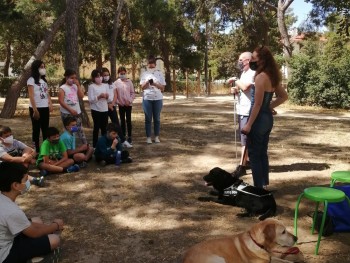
[[238, 115, 249, 146]]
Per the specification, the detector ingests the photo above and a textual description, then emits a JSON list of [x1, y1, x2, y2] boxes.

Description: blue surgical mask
[[21, 179, 31, 195], [70, 126, 79, 133]]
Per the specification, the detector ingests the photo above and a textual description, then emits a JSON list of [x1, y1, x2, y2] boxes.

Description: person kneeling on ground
[[37, 127, 79, 176], [94, 123, 132, 166], [0, 125, 44, 187], [0, 162, 63, 263], [60, 116, 94, 168]]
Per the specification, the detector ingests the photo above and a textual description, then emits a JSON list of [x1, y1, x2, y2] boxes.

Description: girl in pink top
[[114, 66, 135, 144]]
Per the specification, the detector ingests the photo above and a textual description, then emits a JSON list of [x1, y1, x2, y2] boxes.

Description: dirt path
[[1, 94, 350, 263]]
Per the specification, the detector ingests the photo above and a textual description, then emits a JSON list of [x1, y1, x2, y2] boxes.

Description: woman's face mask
[[249, 61, 258, 71], [67, 78, 74, 85], [39, 68, 46, 76]]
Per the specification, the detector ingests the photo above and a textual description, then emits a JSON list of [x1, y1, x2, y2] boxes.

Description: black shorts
[[3, 233, 51, 263]]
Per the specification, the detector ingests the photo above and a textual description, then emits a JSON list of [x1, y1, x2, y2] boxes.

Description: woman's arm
[[270, 84, 288, 109]]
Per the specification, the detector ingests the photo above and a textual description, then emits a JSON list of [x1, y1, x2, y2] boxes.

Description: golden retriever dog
[[182, 218, 304, 263]]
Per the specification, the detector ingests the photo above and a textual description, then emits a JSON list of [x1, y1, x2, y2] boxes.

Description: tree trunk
[[65, 0, 91, 127], [277, 0, 293, 61], [110, 0, 124, 81], [0, 11, 66, 118], [3, 40, 11, 77], [172, 68, 176, 100], [277, 0, 294, 79]]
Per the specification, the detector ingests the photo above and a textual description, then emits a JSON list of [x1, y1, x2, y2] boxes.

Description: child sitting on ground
[[0, 125, 44, 187], [0, 162, 63, 263], [37, 126, 79, 176], [60, 116, 94, 168], [94, 123, 132, 166]]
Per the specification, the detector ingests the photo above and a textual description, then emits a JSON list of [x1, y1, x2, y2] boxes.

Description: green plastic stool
[[330, 171, 350, 187], [294, 186, 350, 255]]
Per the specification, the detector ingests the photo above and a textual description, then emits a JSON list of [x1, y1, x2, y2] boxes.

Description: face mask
[[95, 77, 102, 84], [70, 126, 79, 133], [21, 179, 31, 195], [51, 139, 60, 145], [237, 61, 244, 71], [119, 74, 126, 79], [103, 76, 110, 82], [249, 61, 258, 71], [39, 68, 46, 76], [1, 135, 13, 145], [67, 78, 74, 85]]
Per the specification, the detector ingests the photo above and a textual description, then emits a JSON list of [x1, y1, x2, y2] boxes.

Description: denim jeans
[[247, 111, 273, 188], [91, 110, 108, 147], [142, 99, 163, 137], [108, 106, 120, 126]]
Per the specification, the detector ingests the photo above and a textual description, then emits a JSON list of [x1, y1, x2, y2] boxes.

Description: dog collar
[[248, 231, 265, 250]]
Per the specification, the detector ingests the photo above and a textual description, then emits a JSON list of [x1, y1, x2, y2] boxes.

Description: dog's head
[[249, 218, 297, 251], [203, 167, 240, 191]]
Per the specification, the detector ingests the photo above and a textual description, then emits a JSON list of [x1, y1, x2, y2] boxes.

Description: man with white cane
[[228, 52, 255, 178]]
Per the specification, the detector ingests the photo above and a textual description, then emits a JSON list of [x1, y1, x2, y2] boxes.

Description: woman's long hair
[[253, 46, 281, 88], [31, 60, 47, 85]]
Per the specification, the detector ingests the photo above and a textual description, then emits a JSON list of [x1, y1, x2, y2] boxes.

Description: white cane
[[233, 94, 238, 160]]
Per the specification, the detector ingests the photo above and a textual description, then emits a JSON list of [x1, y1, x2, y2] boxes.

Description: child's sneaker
[[146, 137, 152, 144], [127, 137, 132, 145], [122, 140, 133, 148], [66, 164, 80, 173], [28, 247, 61, 263], [79, 161, 88, 168], [31, 176, 45, 187], [39, 170, 48, 177], [155, 136, 160, 143], [121, 157, 133, 164]]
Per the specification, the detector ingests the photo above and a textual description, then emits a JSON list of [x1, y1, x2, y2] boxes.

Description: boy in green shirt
[[37, 127, 79, 176]]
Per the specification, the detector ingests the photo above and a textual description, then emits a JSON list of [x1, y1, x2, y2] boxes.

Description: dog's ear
[[263, 224, 276, 248]]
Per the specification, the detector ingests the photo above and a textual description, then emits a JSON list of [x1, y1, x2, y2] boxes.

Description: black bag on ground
[[223, 184, 277, 220], [312, 211, 334, 237]]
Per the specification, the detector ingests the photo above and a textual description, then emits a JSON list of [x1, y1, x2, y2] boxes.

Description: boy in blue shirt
[[94, 123, 132, 166], [60, 117, 93, 168]]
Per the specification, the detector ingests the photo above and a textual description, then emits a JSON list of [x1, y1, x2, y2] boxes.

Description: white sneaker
[[155, 136, 160, 143], [147, 137, 152, 144], [122, 140, 133, 148]]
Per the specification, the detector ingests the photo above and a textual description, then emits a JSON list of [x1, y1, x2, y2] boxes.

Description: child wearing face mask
[[58, 69, 87, 145], [88, 69, 110, 148], [27, 60, 53, 153], [94, 123, 132, 166], [0, 125, 44, 187], [36, 127, 79, 176], [0, 162, 63, 263], [114, 66, 136, 145], [60, 116, 94, 168], [101, 67, 132, 148]]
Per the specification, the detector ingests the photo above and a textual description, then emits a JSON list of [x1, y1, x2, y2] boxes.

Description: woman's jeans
[[247, 111, 273, 188], [142, 99, 163, 137]]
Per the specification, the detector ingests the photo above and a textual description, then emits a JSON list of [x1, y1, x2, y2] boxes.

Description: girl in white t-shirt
[[27, 60, 53, 153], [88, 69, 109, 147], [58, 69, 87, 144]]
